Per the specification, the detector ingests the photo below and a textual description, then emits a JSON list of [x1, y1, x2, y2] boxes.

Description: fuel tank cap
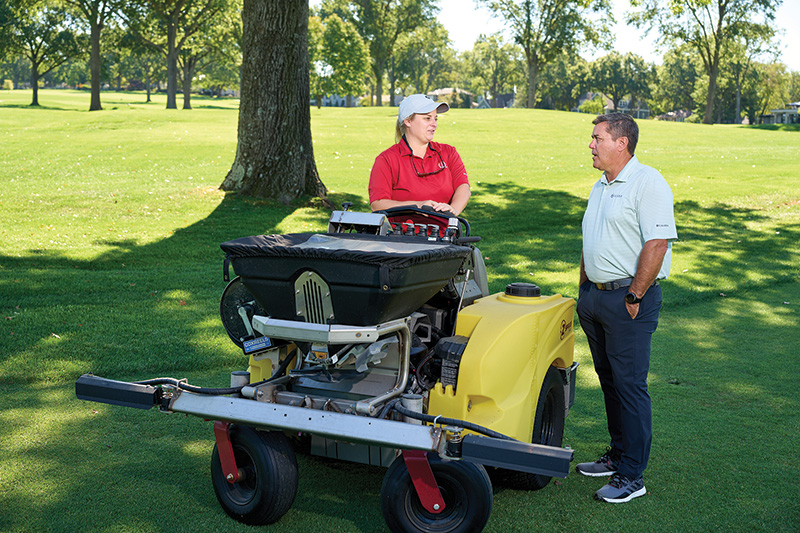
[[505, 282, 541, 297]]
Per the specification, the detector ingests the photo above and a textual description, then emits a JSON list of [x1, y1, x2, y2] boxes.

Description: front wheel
[[210, 425, 298, 525], [506, 366, 566, 490], [381, 453, 492, 533]]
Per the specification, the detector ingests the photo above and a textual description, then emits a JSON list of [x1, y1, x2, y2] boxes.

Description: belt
[[593, 278, 659, 291]]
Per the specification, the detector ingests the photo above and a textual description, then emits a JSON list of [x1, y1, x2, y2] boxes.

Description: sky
[[438, 0, 800, 72]]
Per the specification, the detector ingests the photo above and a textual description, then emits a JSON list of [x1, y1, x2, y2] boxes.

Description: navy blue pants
[[576, 281, 662, 479]]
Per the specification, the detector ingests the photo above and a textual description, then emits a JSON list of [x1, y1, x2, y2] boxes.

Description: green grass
[[1, 89, 799, 532]]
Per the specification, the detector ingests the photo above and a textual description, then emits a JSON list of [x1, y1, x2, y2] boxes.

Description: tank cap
[[505, 282, 541, 297]]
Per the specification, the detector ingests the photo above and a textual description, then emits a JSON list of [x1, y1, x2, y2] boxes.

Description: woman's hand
[[419, 200, 457, 215]]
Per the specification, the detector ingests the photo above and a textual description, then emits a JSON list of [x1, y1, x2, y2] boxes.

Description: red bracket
[[402, 450, 445, 514], [213, 421, 239, 484]]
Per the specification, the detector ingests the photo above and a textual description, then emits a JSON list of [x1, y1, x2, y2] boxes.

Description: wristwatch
[[625, 291, 642, 304]]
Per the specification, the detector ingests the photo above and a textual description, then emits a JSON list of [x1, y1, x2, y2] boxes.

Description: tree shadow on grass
[[740, 124, 800, 132], [0, 102, 75, 111], [0, 192, 327, 386]]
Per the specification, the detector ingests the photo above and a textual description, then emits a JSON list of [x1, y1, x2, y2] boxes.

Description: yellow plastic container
[[427, 290, 575, 442]]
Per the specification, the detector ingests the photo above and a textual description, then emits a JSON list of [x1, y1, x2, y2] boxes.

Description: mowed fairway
[[1, 89, 798, 532]]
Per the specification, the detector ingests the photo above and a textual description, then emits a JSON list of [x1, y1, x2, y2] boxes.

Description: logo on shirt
[[610, 194, 623, 198], [656, 224, 670, 228]]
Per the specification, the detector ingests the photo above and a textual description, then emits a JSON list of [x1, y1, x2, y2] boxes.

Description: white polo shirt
[[582, 155, 678, 283]]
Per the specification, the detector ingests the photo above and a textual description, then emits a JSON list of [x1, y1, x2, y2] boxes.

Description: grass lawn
[[1, 89, 799, 532]]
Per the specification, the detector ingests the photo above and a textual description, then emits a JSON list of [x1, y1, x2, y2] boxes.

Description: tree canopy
[[629, 0, 782, 124], [480, 0, 612, 108]]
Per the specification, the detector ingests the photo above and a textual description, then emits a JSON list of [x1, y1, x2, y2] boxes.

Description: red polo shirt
[[369, 139, 469, 205]]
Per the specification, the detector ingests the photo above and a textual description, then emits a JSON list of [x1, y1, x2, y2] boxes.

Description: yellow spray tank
[[428, 282, 576, 443]]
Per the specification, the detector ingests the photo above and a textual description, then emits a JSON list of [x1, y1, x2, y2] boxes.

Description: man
[[576, 113, 677, 503]]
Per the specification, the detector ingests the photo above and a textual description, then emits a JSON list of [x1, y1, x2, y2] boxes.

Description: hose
[[392, 402, 516, 441], [135, 349, 297, 395]]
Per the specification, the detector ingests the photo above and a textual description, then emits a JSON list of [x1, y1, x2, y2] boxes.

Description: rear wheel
[[210, 425, 298, 525], [506, 366, 566, 490], [381, 453, 492, 533]]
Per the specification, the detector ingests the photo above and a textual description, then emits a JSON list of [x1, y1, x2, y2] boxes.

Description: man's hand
[[625, 298, 640, 319]]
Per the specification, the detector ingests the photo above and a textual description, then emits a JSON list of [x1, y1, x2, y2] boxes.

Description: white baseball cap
[[398, 94, 449, 123]]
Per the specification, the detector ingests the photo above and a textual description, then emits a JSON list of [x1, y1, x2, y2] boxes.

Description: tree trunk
[[145, 71, 152, 102], [166, 15, 178, 109], [389, 56, 395, 107], [30, 65, 39, 106], [526, 54, 540, 109], [221, 0, 327, 204], [89, 17, 103, 111], [735, 79, 742, 124], [374, 59, 384, 106], [703, 39, 723, 125], [182, 59, 192, 110]]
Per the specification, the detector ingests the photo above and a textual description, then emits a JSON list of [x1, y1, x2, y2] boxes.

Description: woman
[[369, 94, 471, 216]]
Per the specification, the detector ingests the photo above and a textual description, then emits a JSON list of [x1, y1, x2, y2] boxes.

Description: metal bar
[[169, 390, 441, 452], [355, 320, 410, 415], [252, 316, 398, 344]]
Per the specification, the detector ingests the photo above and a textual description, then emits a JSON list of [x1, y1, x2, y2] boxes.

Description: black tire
[[380, 453, 492, 533], [506, 366, 566, 490], [210, 425, 298, 525]]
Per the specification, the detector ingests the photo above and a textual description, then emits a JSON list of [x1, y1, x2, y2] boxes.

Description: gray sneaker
[[594, 473, 646, 503], [576, 447, 621, 477]]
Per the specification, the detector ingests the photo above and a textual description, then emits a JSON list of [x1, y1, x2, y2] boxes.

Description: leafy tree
[[750, 61, 795, 121], [0, 56, 31, 89], [629, 0, 782, 124], [191, 19, 241, 99], [463, 33, 524, 107], [63, 0, 122, 110], [393, 21, 456, 97], [308, 15, 327, 106], [310, 13, 369, 106], [176, 0, 240, 109], [479, 0, 612, 108], [589, 52, 652, 114], [649, 44, 701, 116], [589, 52, 626, 110], [319, 0, 437, 106], [122, 0, 230, 109], [0, 1, 19, 60], [118, 30, 165, 101], [579, 93, 605, 114], [724, 26, 777, 123], [10, 2, 84, 105], [536, 52, 589, 110], [221, 0, 327, 204]]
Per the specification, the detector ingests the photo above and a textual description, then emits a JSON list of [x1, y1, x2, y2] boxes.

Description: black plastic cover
[[220, 233, 471, 326], [75, 374, 160, 410], [435, 335, 468, 391], [505, 282, 541, 297], [460, 434, 574, 477]]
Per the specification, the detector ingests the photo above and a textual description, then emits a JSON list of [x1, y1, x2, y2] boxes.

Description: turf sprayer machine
[[76, 206, 578, 532]]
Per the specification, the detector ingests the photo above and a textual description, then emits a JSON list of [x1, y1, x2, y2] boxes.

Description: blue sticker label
[[244, 336, 272, 354]]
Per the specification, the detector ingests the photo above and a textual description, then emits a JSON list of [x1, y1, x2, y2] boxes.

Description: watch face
[[625, 292, 639, 304]]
